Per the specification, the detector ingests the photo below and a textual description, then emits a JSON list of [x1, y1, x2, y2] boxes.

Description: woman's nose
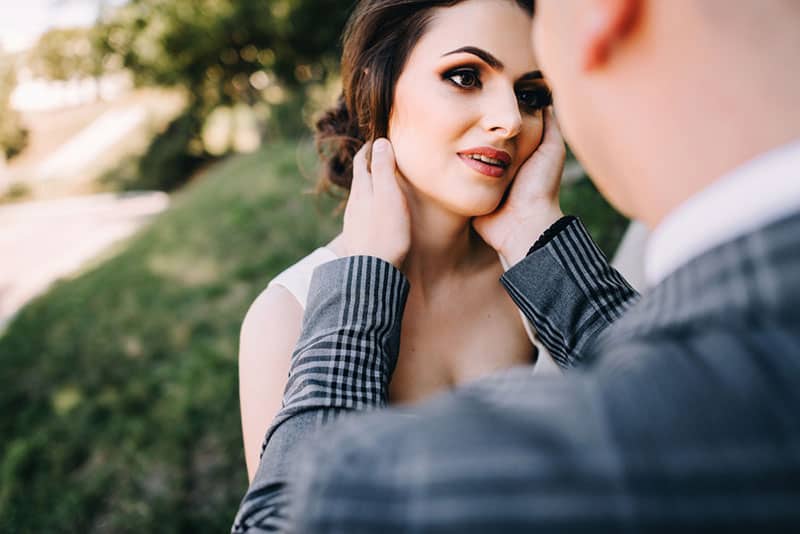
[[481, 88, 522, 139]]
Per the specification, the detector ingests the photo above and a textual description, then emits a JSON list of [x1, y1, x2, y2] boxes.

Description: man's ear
[[581, 0, 641, 71]]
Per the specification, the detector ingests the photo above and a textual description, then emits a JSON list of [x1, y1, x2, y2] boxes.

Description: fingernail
[[373, 138, 388, 153]]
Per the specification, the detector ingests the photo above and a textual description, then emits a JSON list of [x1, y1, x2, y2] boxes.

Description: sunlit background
[[0, 1, 638, 531]]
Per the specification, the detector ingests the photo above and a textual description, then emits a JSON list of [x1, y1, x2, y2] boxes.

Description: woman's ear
[[580, 0, 642, 71]]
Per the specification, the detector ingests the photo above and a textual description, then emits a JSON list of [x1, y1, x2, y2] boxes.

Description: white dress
[[268, 246, 560, 375]]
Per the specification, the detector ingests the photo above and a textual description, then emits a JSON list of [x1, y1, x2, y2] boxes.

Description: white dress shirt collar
[[645, 139, 800, 286]]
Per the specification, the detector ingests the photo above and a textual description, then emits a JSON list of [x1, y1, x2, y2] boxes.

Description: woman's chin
[[445, 196, 505, 218], [405, 177, 506, 218]]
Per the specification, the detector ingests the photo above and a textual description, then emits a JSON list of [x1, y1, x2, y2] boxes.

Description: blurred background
[[0, 1, 633, 531]]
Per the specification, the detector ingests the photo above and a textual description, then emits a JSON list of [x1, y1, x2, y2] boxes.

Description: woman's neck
[[401, 189, 494, 294], [328, 188, 498, 294]]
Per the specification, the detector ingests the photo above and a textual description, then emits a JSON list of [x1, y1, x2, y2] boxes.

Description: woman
[[239, 0, 561, 480]]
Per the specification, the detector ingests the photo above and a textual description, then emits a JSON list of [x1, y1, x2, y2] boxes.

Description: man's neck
[[640, 124, 800, 231], [644, 138, 800, 286]]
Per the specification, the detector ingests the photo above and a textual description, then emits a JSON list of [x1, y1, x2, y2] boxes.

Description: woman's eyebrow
[[442, 47, 542, 81], [442, 46, 503, 69]]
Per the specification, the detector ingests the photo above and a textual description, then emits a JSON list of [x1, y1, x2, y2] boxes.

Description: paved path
[[35, 106, 147, 181], [0, 192, 169, 329]]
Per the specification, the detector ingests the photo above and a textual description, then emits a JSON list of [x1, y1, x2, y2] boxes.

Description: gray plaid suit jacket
[[233, 213, 800, 532]]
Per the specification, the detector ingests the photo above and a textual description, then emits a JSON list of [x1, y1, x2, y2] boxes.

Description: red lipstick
[[457, 147, 512, 178]]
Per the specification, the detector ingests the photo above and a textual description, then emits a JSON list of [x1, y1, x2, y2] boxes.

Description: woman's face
[[388, 0, 548, 217]]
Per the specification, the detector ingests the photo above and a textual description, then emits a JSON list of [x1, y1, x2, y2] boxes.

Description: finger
[[351, 141, 373, 197], [370, 138, 399, 196], [541, 107, 564, 148]]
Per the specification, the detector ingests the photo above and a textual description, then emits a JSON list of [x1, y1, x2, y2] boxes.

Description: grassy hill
[[0, 141, 340, 532], [0, 140, 625, 532]]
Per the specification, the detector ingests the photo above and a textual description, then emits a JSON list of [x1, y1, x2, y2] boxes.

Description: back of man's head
[[533, 0, 800, 228]]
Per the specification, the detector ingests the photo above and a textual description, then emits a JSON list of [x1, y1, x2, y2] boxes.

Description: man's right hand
[[472, 108, 566, 267], [342, 139, 411, 269]]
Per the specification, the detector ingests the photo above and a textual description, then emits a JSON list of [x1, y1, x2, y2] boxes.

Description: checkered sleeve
[[501, 217, 639, 368], [232, 255, 410, 533]]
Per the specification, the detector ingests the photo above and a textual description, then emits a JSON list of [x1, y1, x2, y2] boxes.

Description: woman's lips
[[457, 147, 512, 178], [458, 154, 506, 177]]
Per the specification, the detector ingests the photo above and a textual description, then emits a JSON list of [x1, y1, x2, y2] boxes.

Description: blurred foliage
[[99, 0, 352, 108], [29, 27, 108, 84], [0, 181, 32, 203], [91, 0, 353, 190], [0, 54, 29, 160], [0, 142, 340, 532], [132, 106, 210, 191]]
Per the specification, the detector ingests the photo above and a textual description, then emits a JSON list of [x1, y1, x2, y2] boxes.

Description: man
[[234, 0, 800, 531]]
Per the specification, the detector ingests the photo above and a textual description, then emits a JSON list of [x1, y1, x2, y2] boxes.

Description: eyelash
[[445, 67, 483, 89], [443, 66, 552, 112]]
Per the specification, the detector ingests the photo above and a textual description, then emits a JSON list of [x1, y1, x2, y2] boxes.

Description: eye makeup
[[515, 83, 552, 112], [443, 66, 483, 89], [441, 63, 551, 113]]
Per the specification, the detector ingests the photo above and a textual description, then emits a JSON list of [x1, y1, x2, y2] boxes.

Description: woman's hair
[[315, 0, 535, 192]]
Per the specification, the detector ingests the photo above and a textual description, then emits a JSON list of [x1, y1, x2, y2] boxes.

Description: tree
[[91, 0, 354, 190], [29, 28, 92, 81], [99, 0, 352, 112], [0, 52, 29, 161], [27, 25, 116, 102]]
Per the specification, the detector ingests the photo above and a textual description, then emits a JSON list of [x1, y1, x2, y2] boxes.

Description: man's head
[[531, 0, 800, 227]]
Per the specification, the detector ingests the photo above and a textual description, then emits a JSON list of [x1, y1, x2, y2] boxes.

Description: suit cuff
[[527, 215, 579, 255], [501, 217, 637, 367]]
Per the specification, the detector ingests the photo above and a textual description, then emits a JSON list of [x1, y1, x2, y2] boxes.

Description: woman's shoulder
[[241, 242, 339, 340], [264, 237, 343, 309]]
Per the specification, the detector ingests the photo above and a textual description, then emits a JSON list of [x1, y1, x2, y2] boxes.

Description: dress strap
[[267, 247, 338, 309]]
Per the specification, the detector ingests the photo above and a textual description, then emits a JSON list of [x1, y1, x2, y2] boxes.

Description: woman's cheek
[[522, 114, 546, 156], [389, 110, 451, 187], [387, 130, 428, 191]]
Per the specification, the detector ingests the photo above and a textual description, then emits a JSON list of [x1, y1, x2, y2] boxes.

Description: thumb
[[370, 138, 399, 195], [520, 107, 565, 182], [351, 141, 373, 197], [538, 107, 565, 157]]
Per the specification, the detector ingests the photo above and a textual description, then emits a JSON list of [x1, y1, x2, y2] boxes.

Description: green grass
[[0, 141, 625, 532], [0, 141, 339, 532]]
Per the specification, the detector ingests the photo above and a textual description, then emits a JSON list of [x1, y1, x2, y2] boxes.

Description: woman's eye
[[445, 68, 482, 89], [516, 86, 552, 111]]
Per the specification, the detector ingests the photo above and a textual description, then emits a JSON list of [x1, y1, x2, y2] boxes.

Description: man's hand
[[473, 108, 566, 266], [342, 139, 411, 268]]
